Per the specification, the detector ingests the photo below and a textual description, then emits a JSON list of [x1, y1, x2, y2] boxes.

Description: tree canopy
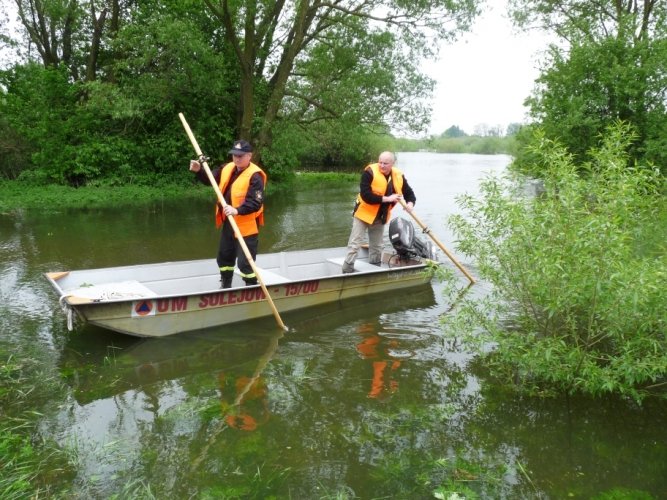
[[509, 0, 667, 174], [442, 125, 467, 138], [0, 0, 480, 184]]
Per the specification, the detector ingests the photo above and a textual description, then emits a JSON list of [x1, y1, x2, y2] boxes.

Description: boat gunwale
[[46, 253, 436, 306]]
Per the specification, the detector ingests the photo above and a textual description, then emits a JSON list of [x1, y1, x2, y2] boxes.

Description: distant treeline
[[390, 134, 516, 156]]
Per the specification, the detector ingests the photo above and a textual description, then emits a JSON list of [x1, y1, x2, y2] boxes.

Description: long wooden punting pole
[[178, 113, 288, 331], [397, 199, 476, 284]]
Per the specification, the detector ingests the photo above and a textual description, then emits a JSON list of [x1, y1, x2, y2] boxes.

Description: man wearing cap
[[342, 151, 415, 273], [189, 140, 267, 288]]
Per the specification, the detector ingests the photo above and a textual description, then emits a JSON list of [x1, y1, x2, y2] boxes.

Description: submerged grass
[[369, 448, 507, 499], [0, 354, 74, 499]]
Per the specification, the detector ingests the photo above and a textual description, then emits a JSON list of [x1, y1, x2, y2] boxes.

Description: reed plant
[[443, 123, 666, 402]]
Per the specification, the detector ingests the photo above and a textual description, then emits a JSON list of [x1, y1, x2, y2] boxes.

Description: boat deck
[[145, 256, 386, 295], [50, 246, 416, 301]]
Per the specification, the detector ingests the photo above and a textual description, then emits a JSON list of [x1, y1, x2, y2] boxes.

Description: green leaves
[[510, 0, 667, 174], [443, 123, 667, 402], [1, 0, 483, 182]]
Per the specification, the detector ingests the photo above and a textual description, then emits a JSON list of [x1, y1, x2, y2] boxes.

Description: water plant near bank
[[444, 123, 666, 402], [0, 353, 71, 499]]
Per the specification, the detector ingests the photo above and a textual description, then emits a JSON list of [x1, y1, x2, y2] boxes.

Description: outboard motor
[[388, 217, 438, 261]]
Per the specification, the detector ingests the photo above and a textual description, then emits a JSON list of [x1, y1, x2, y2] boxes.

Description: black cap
[[228, 140, 253, 155]]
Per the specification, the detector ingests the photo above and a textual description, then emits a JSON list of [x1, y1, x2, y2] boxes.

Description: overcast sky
[[425, 0, 551, 136]]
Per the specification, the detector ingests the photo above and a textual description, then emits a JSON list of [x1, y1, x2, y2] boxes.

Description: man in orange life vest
[[342, 151, 415, 273], [189, 140, 267, 289]]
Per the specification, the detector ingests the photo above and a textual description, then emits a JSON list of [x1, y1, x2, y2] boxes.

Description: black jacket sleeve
[[402, 176, 416, 205], [194, 165, 221, 185]]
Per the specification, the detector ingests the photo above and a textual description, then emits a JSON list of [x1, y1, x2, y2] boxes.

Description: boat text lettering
[[199, 288, 266, 308], [157, 297, 188, 313], [284, 280, 319, 297]]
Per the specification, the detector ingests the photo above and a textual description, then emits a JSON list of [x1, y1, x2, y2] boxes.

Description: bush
[[444, 123, 666, 402]]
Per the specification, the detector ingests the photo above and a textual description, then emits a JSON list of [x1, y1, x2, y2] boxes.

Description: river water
[[1, 152, 665, 499]]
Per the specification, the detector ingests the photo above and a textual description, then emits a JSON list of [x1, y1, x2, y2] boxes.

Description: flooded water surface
[[1, 153, 665, 499]]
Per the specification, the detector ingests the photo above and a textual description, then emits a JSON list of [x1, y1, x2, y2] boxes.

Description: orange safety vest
[[354, 163, 404, 224], [215, 162, 267, 236]]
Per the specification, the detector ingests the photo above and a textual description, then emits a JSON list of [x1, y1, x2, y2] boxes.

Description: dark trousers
[[217, 221, 259, 284]]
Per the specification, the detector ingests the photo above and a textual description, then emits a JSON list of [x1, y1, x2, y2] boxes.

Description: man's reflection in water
[[218, 372, 270, 431], [356, 324, 401, 400]]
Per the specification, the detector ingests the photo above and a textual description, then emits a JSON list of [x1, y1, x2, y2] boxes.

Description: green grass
[[0, 181, 209, 212], [0, 172, 358, 211]]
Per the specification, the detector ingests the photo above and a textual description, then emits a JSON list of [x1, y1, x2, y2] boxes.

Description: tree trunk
[[256, 0, 312, 156], [86, 3, 108, 82], [15, 0, 78, 72], [238, 0, 258, 141]]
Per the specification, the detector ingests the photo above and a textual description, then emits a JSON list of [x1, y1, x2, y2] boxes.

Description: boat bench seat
[[251, 267, 291, 285], [326, 257, 380, 273]]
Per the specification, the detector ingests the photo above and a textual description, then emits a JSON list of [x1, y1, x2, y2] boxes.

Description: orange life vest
[[354, 163, 404, 224], [215, 162, 267, 236]]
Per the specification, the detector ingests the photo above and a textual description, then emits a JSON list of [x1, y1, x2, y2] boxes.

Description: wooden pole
[[397, 199, 476, 284], [178, 113, 288, 331]]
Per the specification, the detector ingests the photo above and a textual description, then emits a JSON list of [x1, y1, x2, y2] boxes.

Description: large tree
[[0, 0, 481, 182], [508, 0, 667, 172], [202, 0, 480, 162], [9, 0, 125, 81], [508, 0, 665, 42]]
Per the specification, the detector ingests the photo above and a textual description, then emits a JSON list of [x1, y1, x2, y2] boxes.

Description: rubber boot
[[220, 272, 233, 289], [243, 278, 258, 287]]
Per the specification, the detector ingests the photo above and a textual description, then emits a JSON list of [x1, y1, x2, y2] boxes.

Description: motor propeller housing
[[388, 217, 438, 261]]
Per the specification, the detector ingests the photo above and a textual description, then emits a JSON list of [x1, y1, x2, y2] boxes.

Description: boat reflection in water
[[59, 285, 438, 449], [60, 284, 438, 413], [60, 320, 282, 406]]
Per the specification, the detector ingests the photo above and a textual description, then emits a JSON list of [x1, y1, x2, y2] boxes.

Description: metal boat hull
[[45, 246, 435, 337]]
